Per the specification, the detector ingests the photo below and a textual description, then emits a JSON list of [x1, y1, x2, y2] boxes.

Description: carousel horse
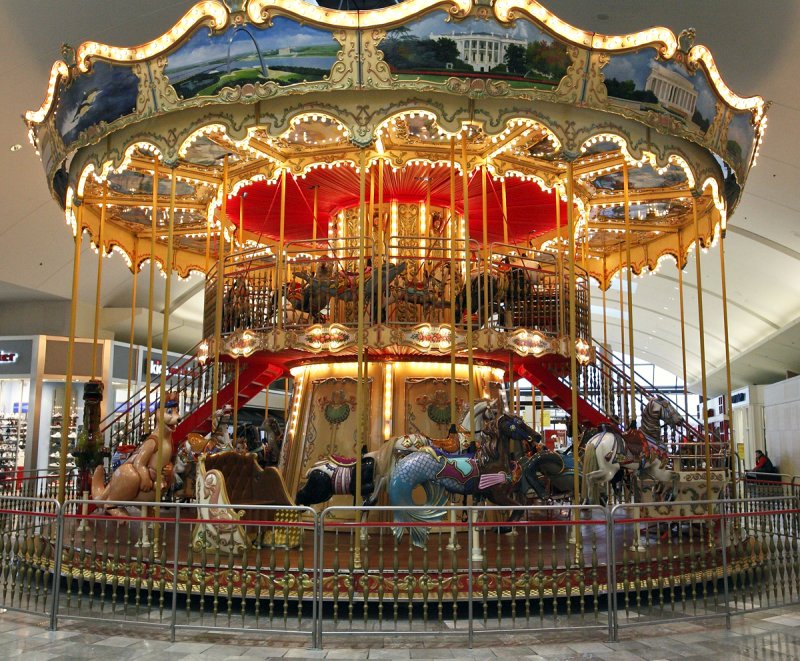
[[294, 399, 493, 508], [92, 398, 180, 513], [222, 277, 251, 332], [519, 446, 577, 504], [582, 396, 683, 505], [388, 407, 534, 548], [191, 457, 248, 554], [291, 261, 407, 322], [173, 407, 235, 500], [392, 261, 459, 309], [260, 415, 283, 466]]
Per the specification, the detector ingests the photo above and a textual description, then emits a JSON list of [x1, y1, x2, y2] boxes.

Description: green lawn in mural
[[165, 18, 339, 99], [381, 14, 569, 88]]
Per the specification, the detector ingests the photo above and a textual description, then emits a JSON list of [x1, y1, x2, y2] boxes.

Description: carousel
[[14, 0, 781, 643]]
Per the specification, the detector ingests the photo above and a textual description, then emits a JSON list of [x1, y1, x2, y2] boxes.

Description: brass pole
[[355, 149, 368, 566], [91, 181, 107, 380], [556, 190, 564, 335], [210, 155, 229, 415], [567, 162, 581, 513], [376, 162, 384, 324], [623, 164, 637, 426], [125, 245, 138, 440], [276, 169, 287, 332], [232, 358, 239, 445], [481, 164, 490, 328], [238, 190, 244, 247], [461, 130, 475, 441], [692, 197, 713, 501], [618, 244, 627, 426], [312, 186, 318, 244], [602, 254, 609, 414], [155, 169, 177, 509], [719, 228, 736, 483], [145, 158, 159, 432], [205, 212, 211, 274], [449, 138, 457, 427], [677, 235, 689, 420], [501, 178, 508, 245], [58, 210, 83, 504]]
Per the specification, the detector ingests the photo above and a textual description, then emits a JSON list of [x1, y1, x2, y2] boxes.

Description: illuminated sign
[[0, 351, 18, 363]]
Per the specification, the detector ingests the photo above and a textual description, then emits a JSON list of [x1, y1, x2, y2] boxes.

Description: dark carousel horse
[[388, 409, 534, 547], [289, 261, 407, 323], [295, 446, 377, 507]]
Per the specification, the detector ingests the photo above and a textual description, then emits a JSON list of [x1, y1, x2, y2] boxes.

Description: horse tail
[[91, 465, 109, 502], [388, 452, 448, 548], [581, 442, 598, 503]]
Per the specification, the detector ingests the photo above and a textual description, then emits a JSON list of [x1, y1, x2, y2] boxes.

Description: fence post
[[719, 505, 731, 629], [49, 499, 66, 631], [606, 504, 618, 642], [312, 508, 321, 650], [467, 503, 474, 649], [170, 505, 181, 642]]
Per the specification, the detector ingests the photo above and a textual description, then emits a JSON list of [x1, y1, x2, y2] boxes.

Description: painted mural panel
[[603, 50, 718, 139], [164, 18, 339, 99], [55, 62, 139, 146], [726, 111, 756, 171], [405, 378, 469, 440], [380, 13, 569, 89]]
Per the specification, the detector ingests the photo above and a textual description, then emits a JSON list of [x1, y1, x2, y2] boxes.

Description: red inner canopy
[[226, 164, 564, 246]]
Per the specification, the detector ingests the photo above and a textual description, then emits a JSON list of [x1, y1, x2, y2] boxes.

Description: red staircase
[[516, 356, 612, 427], [173, 360, 285, 441]]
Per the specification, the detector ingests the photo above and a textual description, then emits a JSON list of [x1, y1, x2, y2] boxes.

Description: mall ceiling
[[1, 0, 798, 395]]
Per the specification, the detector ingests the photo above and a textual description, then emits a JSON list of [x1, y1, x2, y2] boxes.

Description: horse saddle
[[330, 457, 375, 497], [329, 454, 357, 467], [621, 430, 667, 464], [436, 456, 479, 487]]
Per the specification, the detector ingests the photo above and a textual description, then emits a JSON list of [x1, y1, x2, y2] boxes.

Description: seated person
[[746, 450, 779, 482]]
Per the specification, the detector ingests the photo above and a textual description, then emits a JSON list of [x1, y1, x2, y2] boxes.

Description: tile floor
[[2, 607, 800, 660]]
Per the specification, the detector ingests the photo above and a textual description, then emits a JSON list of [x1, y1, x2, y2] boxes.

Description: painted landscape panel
[[165, 17, 338, 99], [380, 13, 570, 89], [55, 62, 138, 146], [603, 50, 717, 137]]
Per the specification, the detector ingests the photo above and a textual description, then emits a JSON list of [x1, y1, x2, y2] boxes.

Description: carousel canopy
[[25, 0, 765, 287]]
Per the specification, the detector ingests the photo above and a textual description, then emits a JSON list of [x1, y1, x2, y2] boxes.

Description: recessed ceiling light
[[9, 144, 21, 152], [596, 13, 610, 21]]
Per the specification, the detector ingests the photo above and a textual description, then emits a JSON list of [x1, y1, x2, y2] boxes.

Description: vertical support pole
[[145, 158, 159, 430], [449, 138, 457, 428], [312, 186, 318, 244], [276, 168, 287, 332], [58, 211, 83, 504], [719, 230, 736, 484], [232, 359, 239, 445], [354, 149, 368, 569], [238, 190, 244, 248], [678, 236, 689, 419], [567, 162, 581, 529], [618, 245, 627, 426], [481, 164, 490, 329], [126, 246, 138, 441], [376, 163, 384, 323], [501, 178, 508, 245], [556, 191, 564, 335], [693, 197, 713, 502], [461, 131, 475, 441], [91, 181, 107, 380], [210, 156, 229, 415], [623, 164, 637, 426], [154, 168, 177, 523]]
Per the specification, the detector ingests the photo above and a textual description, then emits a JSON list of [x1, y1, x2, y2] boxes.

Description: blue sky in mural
[[56, 62, 138, 146], [604, 50, 717, 123], [727, 112, 756, 166], [400, 12, 553, 43], [165, 17, 336, 90]]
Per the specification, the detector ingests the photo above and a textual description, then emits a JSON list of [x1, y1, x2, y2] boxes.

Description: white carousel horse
[[191, 456, 248, 554], [173, 407, 235, 499], [582, 396, 684, 504]]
